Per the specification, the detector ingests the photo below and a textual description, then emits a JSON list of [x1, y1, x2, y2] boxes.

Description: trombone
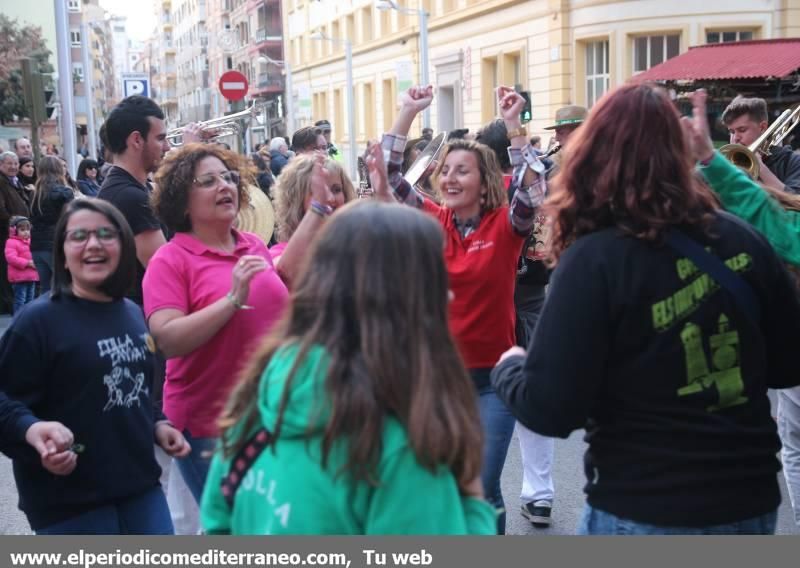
[[166, 101, 267, 147], [720, 104, 800, 179]]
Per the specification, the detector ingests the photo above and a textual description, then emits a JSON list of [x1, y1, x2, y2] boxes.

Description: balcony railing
[[256, 74, 284, 89], [255, 28, 282, 43]]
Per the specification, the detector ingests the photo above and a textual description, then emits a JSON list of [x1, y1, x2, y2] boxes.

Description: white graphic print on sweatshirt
[[97, 334, 150, 412]]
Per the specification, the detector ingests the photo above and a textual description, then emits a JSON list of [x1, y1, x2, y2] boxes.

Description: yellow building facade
[[284, 0, 800, 165]]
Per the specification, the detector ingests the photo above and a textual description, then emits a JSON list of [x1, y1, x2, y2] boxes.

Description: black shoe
[[521, 500, 552, 527]]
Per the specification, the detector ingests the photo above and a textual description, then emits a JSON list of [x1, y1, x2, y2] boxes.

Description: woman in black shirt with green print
[[492, 83, 800, 535]]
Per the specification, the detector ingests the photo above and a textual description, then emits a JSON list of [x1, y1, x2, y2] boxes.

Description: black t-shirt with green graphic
[[492, 210, 800, 527]]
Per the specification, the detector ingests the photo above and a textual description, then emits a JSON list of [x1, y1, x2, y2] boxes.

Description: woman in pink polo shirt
[[143, 145, 335, 504], [376, 86, 546, 533]]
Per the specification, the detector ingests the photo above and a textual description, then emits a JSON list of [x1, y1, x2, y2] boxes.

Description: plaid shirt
[[380, 133, 543, 236]]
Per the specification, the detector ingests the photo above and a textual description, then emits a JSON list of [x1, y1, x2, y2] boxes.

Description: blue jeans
[[32, 250, 53, 294], [176, 430, 217, 504], [11, 282, 36, 314], [473, 369, 516, 534], [578, 504, 778, 535], [36, 486, 173, 535]]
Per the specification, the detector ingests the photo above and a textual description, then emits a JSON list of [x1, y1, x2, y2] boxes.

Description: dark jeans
[[11, 282, 36, 314], [472, 368, 516, 534], [32, 250, 53, 294], [578, 505, 777, 535], [35, 486, 173, 535], [176, 430, 217, 504]]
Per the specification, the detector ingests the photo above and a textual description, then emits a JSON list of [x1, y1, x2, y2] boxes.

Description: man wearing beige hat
[[513, 102, 587, 529], [543, 104, 587, 168]]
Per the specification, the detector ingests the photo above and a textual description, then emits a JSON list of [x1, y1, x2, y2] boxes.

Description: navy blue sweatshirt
[[0, 294, 163, 530]]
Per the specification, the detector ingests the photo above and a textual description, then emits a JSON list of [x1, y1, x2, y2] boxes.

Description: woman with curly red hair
[[143, 144, 334, 503], [492, 83, 800, 534]]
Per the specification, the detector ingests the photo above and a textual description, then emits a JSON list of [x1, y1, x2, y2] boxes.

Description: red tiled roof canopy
[[633, 39, 800, 82]]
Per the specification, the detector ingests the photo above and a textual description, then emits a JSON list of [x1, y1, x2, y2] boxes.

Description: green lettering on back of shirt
[[651, 253, 753, 332]]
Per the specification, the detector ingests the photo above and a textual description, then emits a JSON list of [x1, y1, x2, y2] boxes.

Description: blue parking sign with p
[[123, 78, 149, 98]]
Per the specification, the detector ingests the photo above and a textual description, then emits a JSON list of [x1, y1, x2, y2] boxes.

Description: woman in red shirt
[[378, 86, 545, 533]]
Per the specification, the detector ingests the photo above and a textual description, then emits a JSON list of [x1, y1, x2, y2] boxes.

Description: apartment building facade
[[204, 0, 286, 143], [284, 0, 800, 172], [152, 0, 179, 126], [67, 0, 115, 155], [174, 0, 212, 124]]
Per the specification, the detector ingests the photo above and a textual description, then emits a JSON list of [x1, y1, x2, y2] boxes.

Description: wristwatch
[[521, 145, 546, 174], [506, 126, 528, 140]]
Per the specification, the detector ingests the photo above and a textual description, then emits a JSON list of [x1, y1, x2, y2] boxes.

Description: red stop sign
[[219, 70, 249, 101]]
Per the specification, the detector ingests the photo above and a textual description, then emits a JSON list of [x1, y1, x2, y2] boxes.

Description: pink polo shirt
[[143, 230, 289, 438]]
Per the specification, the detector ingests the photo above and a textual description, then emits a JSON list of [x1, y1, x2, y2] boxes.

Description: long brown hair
[[546, 83, 718, 263], [32, 156, 69, 215], [219, 201, 483, 488]]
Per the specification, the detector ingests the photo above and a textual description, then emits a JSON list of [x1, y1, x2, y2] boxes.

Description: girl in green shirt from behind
[[200, 160, 495, 535]]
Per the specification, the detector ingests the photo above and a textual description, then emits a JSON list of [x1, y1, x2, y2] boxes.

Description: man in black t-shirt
[[98, 96, 172, 305]]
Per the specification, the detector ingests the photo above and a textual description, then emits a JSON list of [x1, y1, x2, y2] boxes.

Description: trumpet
[[166, 101, 266, 147], [719, 104, 800, 179]]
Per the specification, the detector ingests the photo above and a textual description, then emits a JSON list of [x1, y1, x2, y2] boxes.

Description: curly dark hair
[[545, 83, 718, 263], [152, 143, 251, 233]]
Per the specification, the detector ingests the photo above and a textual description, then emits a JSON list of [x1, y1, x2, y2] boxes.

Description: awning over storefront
[[634, 39, 800, 82]]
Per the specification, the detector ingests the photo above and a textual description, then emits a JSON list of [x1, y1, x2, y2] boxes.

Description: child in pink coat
[[4, 216, 39, 314]]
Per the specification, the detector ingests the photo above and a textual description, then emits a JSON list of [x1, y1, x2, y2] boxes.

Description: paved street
[[0, 314, 798, 535]]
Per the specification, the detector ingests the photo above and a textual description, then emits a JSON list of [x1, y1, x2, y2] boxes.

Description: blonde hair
[[274, 155, 356, 241], [432, 139, 508, 212], [324, 159, 357, 204]]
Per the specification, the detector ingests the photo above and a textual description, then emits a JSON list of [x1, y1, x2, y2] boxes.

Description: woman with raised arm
[[143, 145, 335, 504], [380, 85, 546, 533], [270, 155, 356, 264], [491, 83, 800, 534]]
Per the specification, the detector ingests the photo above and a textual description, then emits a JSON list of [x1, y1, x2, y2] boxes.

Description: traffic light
[[29, 72, 47, 124], [520, 91, 532, 124], [21, 60, 54, 123], [44, 87, 56, 120]]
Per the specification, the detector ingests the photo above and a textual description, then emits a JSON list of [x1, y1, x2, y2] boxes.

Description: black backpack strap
[[220, 428, 272, 508], [665, 229, 761, 323]]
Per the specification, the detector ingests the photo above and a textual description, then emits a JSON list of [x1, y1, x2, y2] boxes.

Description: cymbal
[[403, 132, 447, 187]]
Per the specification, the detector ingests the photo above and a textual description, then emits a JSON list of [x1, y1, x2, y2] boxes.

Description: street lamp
[[80, 21, 102, 161], [54, 0, 77, 176], [255, 54, 294, 136], [375, 0, 430, 128], [310, 31, 357, 181]]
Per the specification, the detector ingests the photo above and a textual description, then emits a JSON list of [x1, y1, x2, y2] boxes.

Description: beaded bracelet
[[310, 200, 333, 218]]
